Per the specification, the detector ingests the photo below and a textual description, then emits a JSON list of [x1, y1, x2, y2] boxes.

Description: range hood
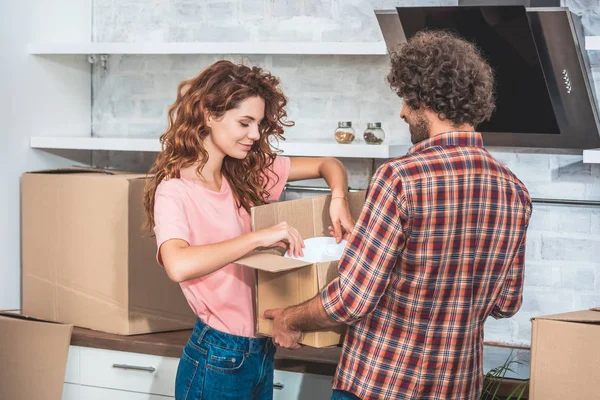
[[376, 6, 600, 150]]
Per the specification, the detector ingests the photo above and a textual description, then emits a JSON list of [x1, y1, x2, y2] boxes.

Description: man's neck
[[429, 122, 475, 139]]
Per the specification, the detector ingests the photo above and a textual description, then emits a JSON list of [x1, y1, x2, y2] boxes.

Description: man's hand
[[264, 295, 340, 349], [263, 308, 302, 349]]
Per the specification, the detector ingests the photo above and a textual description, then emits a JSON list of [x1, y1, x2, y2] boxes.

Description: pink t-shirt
[[153, 156, 290, 337]]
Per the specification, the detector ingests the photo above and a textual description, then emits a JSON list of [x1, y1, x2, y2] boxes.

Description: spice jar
[[363, 122, 385, 145], [334, 121, 356, 144]]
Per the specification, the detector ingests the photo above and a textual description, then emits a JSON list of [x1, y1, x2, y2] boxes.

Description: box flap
[[237, 250, 312, 272], [0, 313, 73, 400], [23, 167, 147, 180], [239, 191, 366, 272], [532, 308, 600, 324], [251, 191, 366, 239], [24, 166, 121, 175], [252, 196, 317, 239]]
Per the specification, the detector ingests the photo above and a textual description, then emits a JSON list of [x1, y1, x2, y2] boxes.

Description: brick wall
[[90, 0, 600, 378]]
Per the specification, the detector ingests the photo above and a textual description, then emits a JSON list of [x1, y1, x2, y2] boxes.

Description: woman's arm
[[288, 157, 349, 199], [160, 221, 304, 283], [288, 157, 355, 242]]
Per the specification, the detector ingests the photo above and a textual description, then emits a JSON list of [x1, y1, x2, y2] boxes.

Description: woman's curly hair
[[143, 60, 293, 231], [387, 30, 495, 127]]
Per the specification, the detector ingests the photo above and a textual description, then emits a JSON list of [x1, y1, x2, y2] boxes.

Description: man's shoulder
[[386, 145, 527, 186], [382, 147, 451, 179]]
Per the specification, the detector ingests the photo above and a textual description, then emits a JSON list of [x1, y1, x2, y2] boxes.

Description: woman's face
[[207, 96, 265, 160]]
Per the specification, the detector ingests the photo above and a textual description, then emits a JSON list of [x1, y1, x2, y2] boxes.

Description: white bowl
[[284, 236, 348, 263]]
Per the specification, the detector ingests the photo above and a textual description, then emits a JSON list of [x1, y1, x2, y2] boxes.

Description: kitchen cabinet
[[63, 346, 334, 400], [273, 370, 334, 400], [63, 384, 172, 400]]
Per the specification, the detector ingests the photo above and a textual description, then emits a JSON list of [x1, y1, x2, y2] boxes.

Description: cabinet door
[[63, 383, 174, 400], [65, 346, 81, 384], [273, 370, 333, 400], [62, 383, 81, 400], [80, 385, 175, 400], [69, 384, 175, 400], [79, 347, 178, 396]]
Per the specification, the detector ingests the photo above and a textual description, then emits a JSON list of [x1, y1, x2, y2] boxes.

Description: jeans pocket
[[206, 345, 245, 373], [175, 348, 200, 400]]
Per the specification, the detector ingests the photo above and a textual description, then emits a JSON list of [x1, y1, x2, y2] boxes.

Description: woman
[[143, 60, 354, 400]]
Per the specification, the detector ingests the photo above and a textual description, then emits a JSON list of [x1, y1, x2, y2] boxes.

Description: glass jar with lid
[[334, 121, 356, 144], [363, 122, 385, 145]]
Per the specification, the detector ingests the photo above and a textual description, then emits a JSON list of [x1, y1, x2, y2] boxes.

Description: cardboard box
[[237, 191, 366, 348], [21, 168, 196, 335], [529, 308, 600, 400], [0, 312, 72, 400]]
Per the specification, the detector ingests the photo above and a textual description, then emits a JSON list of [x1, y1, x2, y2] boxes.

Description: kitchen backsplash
[[89, 0, 600, 378], [91, 54, 406, 147]]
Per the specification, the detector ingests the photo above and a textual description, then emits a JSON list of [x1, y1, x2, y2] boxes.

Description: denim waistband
[[191, 319, 271, 355]]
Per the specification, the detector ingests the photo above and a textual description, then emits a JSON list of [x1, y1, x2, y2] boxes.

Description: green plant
[[480, 352, 529, 400]]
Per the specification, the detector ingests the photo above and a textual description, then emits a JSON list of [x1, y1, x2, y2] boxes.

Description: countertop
[[71, 327, 341, 375], [70, 326, 529, 376]]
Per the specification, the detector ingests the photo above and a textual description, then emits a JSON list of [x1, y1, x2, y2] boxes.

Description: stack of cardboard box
[[3, 168, 364, 398], [20, 168, 196, 335], [3, 168, 197, 399], [6, 168, 600, 400]]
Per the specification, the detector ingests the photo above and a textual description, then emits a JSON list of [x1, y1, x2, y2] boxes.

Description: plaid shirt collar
[[408, 131, 484, 154]]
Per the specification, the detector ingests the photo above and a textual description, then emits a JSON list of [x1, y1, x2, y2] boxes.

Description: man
[[264, 30, 532, 400]]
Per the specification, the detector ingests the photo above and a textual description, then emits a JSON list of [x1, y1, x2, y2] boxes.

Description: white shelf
[[27, 42, 388, 55], [31, 36, 600, 54], [585, 36, 600, 50], [274, 139, 409, 158], [30, 136, 410, 159], [31, 136, 159, 152], [583, 148, 600, 163]]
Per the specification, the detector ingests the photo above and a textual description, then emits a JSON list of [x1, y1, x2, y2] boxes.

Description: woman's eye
[[240, 122, 249, 127]]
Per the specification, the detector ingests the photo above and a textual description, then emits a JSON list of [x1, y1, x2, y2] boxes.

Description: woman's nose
[[248, 124, 260, 140]]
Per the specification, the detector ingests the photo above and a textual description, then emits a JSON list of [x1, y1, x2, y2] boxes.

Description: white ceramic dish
[[283, 236, 347, 263]]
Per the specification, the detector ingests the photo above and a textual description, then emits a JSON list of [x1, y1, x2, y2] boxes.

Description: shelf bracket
[[86, 54, 109, 73]]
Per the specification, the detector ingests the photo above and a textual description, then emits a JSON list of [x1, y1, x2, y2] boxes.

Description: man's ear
[[424, 108, 441, 123]]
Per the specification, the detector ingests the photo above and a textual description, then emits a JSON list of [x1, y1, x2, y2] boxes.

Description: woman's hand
[[256, 221, 305, 257], [328, 197, 355, 243]]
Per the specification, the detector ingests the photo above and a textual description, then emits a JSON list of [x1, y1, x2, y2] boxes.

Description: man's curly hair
[[388, 30, 495, 127]]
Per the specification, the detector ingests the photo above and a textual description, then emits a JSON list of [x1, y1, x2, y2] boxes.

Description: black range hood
[[376, 6, 600, 150]]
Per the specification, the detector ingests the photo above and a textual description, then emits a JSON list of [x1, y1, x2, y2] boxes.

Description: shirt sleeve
[[264, 155, 291, 202], [491, 233, 527, 319], [153, 182, 191, 267], [491, 193, 531, 320], [321, 163, 407, 325]]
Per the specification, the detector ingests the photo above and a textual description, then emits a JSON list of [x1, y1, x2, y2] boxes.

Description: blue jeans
[[175, 319, 276, 400], [331, 389, 362, 400]]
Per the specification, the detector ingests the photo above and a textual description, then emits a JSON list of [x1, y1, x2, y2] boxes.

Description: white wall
[[0, 0, 91, 310]]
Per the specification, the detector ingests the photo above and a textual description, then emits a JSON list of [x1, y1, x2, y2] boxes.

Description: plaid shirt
[[322, 132, 532, 400]]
